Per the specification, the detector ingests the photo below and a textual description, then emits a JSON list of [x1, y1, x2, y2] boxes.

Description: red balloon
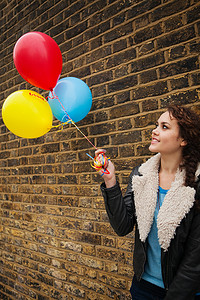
[[13, 32, 62, 91]]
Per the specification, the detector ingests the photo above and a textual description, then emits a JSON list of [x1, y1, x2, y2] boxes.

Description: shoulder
[[129, 165, 143, 179], [195, 175, 200, 212], [132, 165, 141, 176], [130, 154, 159, 177]]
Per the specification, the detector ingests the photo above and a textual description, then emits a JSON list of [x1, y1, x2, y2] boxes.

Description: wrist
[[104, 176, 116, 188]]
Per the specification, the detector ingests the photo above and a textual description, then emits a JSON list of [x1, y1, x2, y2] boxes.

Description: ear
[[181, 139, 187, 147]]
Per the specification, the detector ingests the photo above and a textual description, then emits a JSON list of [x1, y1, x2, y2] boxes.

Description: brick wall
[[0, 0, 200, 299]]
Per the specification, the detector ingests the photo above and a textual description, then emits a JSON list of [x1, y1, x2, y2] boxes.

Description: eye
[[162, 124, 168, 129]]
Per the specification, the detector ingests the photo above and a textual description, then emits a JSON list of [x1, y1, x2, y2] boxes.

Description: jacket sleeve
[[100, 167, 138, 236], [165, 181, 200, 300]]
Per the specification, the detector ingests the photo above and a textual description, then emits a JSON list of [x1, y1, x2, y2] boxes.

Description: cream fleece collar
[[132, 153, 199, 251]]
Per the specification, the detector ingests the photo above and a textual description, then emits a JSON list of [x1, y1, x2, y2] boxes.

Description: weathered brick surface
[[0, 0, 200, 298]]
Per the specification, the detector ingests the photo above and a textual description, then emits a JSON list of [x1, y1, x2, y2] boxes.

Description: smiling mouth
[[151, 138, 159, 143]]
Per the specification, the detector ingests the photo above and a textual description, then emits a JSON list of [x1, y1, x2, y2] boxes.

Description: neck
[[160, 153, 182, 174]]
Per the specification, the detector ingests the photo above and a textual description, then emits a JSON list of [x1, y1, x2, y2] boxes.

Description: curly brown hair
[[167, 105, 200, 208]]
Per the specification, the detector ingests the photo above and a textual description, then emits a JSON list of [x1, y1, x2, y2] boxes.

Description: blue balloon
[[48, 77, 92, 123]]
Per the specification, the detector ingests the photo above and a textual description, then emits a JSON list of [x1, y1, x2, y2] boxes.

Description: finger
[[104, 159, 109, 169], [99, 167, 108, 176], [99, 153, 109, 168], [95, 149, 106, 157]]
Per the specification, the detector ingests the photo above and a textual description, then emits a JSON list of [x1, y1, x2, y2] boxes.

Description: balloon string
[[51, 121, 71, 131], [48, 91, 97, 150]]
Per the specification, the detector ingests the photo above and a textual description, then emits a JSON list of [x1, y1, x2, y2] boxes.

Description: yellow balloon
[[2, 90, 53, 138]]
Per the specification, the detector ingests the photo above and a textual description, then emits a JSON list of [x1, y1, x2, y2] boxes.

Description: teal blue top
[[142, 186, 168, 288]]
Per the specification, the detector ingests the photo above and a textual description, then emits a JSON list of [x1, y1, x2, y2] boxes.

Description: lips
[[151, 137, 159, 144]]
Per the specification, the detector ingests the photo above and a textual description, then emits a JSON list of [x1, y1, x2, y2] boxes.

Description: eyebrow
[[161, 121, 170, 125], [156, 121, 171, 126]]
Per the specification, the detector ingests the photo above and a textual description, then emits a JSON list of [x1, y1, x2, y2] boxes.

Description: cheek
[[164, 133, 179, 142], [164, 135, 182, 150], [162, 134, 181, 149]]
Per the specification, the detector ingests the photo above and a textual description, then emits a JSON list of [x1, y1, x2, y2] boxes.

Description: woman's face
[[149, 111, 186, 155]]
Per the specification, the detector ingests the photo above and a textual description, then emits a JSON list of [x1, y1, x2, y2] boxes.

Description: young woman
[[95, 105, 200, 299]]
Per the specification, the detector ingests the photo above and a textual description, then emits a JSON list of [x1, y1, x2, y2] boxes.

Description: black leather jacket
[[101, 166, 200, 300]]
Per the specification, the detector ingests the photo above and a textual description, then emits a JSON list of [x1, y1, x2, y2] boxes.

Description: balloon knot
[[86, 153, 110, 175]]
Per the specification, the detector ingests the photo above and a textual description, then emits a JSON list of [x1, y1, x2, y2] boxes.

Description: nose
[[152, 126, 159, 135]]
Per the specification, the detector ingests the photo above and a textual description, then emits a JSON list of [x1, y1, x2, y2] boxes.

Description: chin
[[149, 145, 159, 153]]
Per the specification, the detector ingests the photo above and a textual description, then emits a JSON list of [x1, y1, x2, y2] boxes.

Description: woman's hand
[[95, 149, 116, 188]]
